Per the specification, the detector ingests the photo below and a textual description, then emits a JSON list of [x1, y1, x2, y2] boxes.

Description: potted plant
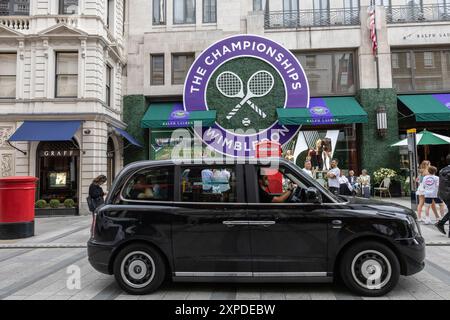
[[373, 168, 400, 197], [35, 198, 78, 216]]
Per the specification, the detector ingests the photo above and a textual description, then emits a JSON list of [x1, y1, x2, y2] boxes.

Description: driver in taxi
[[258, 174, 294, 203]]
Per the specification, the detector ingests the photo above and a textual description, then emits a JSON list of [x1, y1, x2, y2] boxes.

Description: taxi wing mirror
[[306, 187, 322, 204]]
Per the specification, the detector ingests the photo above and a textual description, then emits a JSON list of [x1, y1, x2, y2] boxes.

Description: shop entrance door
[[36, 140, 80, 205]]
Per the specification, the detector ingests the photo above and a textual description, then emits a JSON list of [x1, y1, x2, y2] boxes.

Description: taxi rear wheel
[[339, 241, 400, 297], [113, 243, 166, 295]]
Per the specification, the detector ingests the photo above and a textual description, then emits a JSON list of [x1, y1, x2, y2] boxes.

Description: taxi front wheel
[[113, 243, 166, 295], [339, 241, 400, 297]]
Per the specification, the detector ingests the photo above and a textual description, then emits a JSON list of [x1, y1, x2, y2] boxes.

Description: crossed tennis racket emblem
[[215, 70, 274, 120]]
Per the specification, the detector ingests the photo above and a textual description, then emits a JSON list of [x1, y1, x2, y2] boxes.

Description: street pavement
[[0, 197, 449, 300]]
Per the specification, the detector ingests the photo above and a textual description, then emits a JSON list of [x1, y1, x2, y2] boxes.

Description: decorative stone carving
[[0, 127, 13, 148], [43, 38, 49, 58], [80, 39, 86, 58], [1, 153, 13, 177], [18, 39, 25, 59]]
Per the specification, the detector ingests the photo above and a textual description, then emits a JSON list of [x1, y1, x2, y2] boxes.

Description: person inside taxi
[[258, 173, 294, 203]]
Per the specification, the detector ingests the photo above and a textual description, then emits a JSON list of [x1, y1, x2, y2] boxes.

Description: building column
[[79, 121, 108, 215], [123, 94, 149, 165], [357, 6, 399, 175], [356, 89, 399, 176]]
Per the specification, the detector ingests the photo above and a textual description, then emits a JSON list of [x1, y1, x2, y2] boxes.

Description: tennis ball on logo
[[242, 118, 251, 127]]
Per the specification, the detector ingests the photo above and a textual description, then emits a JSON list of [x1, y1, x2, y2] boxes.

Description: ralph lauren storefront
[[123, 35, 372, 177]]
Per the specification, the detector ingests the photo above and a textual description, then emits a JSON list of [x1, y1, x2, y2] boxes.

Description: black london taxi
[[87, 158, 425, 296]]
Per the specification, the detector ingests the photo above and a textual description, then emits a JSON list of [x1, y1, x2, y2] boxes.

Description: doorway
[[36, 140, 80, 204]]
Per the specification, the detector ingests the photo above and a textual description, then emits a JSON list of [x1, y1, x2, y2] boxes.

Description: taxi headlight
[[406, 215, 421, 237]]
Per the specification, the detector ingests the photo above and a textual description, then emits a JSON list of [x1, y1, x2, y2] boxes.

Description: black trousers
[[438, 200, 450, 228]]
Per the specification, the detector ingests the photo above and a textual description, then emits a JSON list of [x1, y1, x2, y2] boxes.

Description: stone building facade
[[123, 0, 450, 180], [0, 0, 127, 213]]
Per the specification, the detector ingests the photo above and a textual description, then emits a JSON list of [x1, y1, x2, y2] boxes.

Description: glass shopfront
[[36, 140, 79, 204], [290, 124, 360, 177]]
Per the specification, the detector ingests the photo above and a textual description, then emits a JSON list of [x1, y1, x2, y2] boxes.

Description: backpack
[[438, 165, 450, 201]]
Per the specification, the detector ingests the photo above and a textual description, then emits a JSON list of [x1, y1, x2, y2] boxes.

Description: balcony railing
[[0, 15, 29, 29], [386, 4, 450, 24], [264, 9, 360, 29]]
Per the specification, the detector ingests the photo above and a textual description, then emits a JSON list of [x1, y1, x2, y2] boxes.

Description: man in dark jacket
[[435, 154, 450, 236]]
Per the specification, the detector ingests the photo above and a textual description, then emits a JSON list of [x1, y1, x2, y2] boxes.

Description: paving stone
[[1, 213, 450, 300]]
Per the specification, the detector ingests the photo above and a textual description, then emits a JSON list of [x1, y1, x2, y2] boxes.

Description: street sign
[[407, 128, 418, 211]]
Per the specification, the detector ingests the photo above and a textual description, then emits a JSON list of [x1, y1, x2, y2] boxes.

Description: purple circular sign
[[183, 34, 310, 157]]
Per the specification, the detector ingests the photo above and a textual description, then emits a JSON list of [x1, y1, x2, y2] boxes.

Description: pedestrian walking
[[327, 159, 340, 195], [416, 160, 438, 222], [435, 154, 450, 236], [422, 166, 445, 225], [87, 174, 107, 213]]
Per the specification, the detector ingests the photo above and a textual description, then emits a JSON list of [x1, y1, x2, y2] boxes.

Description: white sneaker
[[419, 217, 426, 223], [425, 217, 432, 225]]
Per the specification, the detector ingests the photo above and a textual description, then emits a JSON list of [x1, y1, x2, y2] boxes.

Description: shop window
[[151, 54, 164, 85], [173, 0, 195, 24], [55, 52, 78, 98], [391, 53, 399, 69], [392, 49, 449, 92], [293, 125, 359, 178], [37, 141, 80, 204], [172, 53, 194, 85], [180, 166, 237, 203], [123, 166, 174, 201], [391, 51, 413, 92], [59, 0, 78, 14], [295, 51, 355, 96], [0, 53, 16, 98], [203, 0, 216, 23], [423, 52, 434, 68], [153, 0, 166, 25], [305, 55, 316, 68]]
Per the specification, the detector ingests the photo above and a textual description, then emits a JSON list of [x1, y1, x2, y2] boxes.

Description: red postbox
[[0, 176, 38, 239]]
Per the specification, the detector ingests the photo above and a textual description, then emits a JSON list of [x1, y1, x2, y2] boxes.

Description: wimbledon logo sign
[[183, 34, 309, 158]]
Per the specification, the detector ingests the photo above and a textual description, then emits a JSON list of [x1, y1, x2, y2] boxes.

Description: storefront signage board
[[183, 34, 310, 158]]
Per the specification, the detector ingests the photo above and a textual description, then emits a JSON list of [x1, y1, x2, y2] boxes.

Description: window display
[[49, 172, 68, 188]]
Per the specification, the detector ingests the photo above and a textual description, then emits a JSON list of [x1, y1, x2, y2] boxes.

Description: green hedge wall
[[356, 88, 400, 176], [123, 95, 149, 165]]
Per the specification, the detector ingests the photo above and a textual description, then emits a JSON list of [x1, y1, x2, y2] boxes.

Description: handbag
[[86, 196, 96, 212]]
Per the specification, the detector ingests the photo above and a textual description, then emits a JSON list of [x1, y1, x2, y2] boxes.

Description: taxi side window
[[180, 166, 236, 203], [123, 167, 174, 201]]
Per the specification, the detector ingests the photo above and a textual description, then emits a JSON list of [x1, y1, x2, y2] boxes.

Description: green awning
[[277, 97, 368, 125], [141, 102, 216, 128], [398, 94, 450, 122]]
